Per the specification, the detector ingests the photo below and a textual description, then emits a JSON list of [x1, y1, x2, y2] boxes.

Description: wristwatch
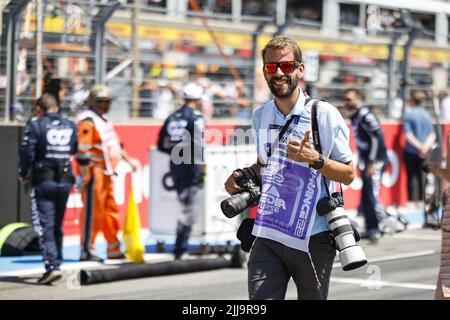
[[310, 153, 324, 170]]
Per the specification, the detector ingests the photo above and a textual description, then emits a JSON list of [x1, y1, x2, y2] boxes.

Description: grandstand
[[0, 0, 449, 122]]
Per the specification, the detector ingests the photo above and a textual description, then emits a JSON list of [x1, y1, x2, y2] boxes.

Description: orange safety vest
[[76, 109, 122, 176]]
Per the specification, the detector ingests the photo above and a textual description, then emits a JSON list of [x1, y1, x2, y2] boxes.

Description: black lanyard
[[266, 115, 299, 159]]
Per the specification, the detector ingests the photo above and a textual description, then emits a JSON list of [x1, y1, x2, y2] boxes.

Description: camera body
[[317, 192, 367, 271], [221, 168, 261, 218], [316, 192, 344, 216]]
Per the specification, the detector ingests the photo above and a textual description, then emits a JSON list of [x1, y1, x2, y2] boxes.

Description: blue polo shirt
[[403, 106, 435, 155]]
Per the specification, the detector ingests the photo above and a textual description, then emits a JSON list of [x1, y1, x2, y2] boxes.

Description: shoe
[[107, 252, 126, 260], [174, 253, 188, 261], [379, 216, 399, 234], [80, 253, 104, 263], [173, 247, 187, 260], [37, 269, 62, 285], [368, 232, 382, 243]]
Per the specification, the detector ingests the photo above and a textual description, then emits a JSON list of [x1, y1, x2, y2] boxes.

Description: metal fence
[[1, 0, 447, 123]]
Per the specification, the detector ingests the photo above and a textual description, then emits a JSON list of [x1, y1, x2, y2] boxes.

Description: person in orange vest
[[75, 84, 136, 261]]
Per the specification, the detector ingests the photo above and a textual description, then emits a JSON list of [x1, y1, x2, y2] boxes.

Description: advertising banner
[[149, 146, 256, 243], [63, 122, 450, 236]]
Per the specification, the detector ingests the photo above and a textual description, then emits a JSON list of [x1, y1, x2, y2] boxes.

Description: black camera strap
[[310, 99, 344, 199]]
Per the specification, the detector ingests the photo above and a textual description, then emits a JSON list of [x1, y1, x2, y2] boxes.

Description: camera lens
[[221, 192, 252, 218], [327, 207, 367, 271]]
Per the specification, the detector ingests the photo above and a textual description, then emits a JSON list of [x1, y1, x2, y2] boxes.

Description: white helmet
[[182, 83, 203, 100]]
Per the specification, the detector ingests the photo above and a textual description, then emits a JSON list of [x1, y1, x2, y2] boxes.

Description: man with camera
[[224, 37, 356, 300], [343, 89, 388, 243], [19, 93, 77, 284]]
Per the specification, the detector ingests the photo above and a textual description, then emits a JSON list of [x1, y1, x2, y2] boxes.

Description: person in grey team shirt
[[224, 37, 355, 300]]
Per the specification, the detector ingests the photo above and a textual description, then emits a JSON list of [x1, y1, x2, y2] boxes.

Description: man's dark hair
[[344, 88, 365, 100], [35, 93, 58, 112], [43, 77, 61, 104], [410, 89, 426, 105], [261, 36, 302, 63]]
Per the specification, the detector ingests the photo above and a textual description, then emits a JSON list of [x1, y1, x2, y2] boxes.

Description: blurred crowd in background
[[1, 0, 449, 123]]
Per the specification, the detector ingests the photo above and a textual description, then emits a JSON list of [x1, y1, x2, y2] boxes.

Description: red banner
[[63, 122, 450, 236]]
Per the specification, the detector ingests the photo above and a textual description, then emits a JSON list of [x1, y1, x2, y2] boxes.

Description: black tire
[[1, 226, 40, 256]]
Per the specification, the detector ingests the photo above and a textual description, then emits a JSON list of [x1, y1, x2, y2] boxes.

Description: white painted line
[[331, 277, 436, 291], [367, 250, 437, 263], [392, 234, 441, 241], [0, 253, 174, 277], [332, 250, 437, 269], [0, 261, 101, 277]]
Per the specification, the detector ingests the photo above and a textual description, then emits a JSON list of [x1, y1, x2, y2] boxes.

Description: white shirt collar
[[290, 88, 306, 117], [273, 87, 306, 120]]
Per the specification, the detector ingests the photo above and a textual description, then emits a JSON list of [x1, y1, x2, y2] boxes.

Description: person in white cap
[[157, 82, 206, 259]]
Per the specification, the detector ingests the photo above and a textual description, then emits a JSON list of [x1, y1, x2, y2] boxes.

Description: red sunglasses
[[263, 61, 300, 74]]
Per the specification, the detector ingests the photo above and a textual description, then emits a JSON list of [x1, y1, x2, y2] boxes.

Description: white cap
[[183, 83, 203, 100]]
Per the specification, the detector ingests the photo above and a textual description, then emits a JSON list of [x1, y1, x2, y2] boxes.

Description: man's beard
[[267, 74, 299, 98], [345, 105, 358, 117]]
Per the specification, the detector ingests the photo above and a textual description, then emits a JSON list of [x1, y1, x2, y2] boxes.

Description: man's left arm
[[119, 142, 137, 172], [404, 114, 428, 157], [361, 112, 384, 162], [287, 104, 355, 185], [287, 132, 354, 185], [360, 112, 386, 175], [423, 129, 437, 152], [315, 158, 354, 186]]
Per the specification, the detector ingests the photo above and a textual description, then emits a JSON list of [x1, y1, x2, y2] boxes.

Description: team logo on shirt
[[167, 120, 188, 141], [47, 128, 73, 146]]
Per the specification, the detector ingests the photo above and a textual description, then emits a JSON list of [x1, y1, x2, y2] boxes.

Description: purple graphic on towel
[[255, 155, 320, 239]]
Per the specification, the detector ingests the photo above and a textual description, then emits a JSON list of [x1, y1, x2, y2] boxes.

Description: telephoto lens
[[327, 207, 367, 271], [221, 168, 261, 218], [221, 192, 252, 218]]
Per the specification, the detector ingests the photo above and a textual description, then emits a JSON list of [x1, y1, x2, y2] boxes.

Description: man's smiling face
[[263, 48, 304, 99]]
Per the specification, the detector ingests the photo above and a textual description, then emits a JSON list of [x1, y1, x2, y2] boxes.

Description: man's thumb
[[303, 131, 310, 143]]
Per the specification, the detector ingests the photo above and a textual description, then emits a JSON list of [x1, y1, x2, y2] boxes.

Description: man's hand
[[286, 131, 319, 165], [18, 176, 29, 184], [224, 171, 244, 195], [129, 161, 137, 173], [77, 177, 90, 193], [365, 162, 375, 177], [418, 146, 428, 159]]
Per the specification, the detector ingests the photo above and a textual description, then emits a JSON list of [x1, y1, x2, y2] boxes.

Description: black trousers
[[247, 233, 336, 300], [30, 180, 72, 271], [358, 162, 386, 234], [403, 150, 426, 202]]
